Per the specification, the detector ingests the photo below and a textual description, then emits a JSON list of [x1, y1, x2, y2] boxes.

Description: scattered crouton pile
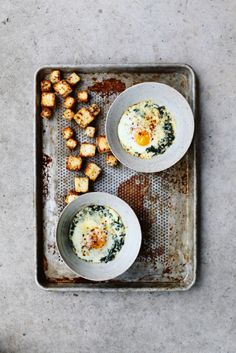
[[40, 69, 119, 205], [40, 69, 80, 120], [65, 131, 118, 204]]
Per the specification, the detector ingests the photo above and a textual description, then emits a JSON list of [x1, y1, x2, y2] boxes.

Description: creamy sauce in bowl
[[69, 205, 126, 263], [118, 100, 176, 159]]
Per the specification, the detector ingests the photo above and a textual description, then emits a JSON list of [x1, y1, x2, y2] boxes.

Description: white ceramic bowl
[[56, 192, 142, 281], [106, 82, 194, 173]]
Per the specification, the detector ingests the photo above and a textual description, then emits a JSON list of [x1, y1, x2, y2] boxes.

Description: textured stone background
[[0, 0, 236, 352]]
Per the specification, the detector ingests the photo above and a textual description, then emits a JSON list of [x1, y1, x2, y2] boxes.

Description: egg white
[[118, 100, 175, 159], [69, 205, 126, 263]]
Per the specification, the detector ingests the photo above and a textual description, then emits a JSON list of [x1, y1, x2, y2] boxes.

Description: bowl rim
[[105, 81, 195, 173], [56, 192, 142, 281]]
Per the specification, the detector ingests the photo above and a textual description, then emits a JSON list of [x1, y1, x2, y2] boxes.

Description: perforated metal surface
[[35, 65, 196, 291]]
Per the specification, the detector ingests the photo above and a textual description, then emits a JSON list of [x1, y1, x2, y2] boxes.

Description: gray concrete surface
[[0, 0, 236, 352]]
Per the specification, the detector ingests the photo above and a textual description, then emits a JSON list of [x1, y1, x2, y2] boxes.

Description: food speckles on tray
[[89, 78, 126, 96]]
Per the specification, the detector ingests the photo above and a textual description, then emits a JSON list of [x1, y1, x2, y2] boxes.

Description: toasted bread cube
[[63, 96, 76, 109], [80, 143, 96, 157], [106, 153, 119, 167], [41, 92, 56, 108], [85, 126, 96, 138], [41, 107, 52, 119], [89, 103, 100, 116], [66, 138, 77, 150], [41, 79, 52, 92], [63, 108, 74, 121], [74, 107, 95, 128], [62, 127, 74, 140], [54, 80, 72, 98], [65, 190, 79, 204], [77, 90, 89, 103], [96, 135, 110, 153], [66, 72, 81, 86], [66, 155, 82, 171], [50, 70, 61, 84], [74, 177, 89, 193], [84, 162, 101, 181]]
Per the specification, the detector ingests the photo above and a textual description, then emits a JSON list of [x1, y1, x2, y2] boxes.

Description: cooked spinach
[[145, 107, 175, 156], [69, 205, 126, 263], [146, 145, 161, 155], [100, 236, 125, 263], [89, 205, 105, 213], [146, 130, 175, 155]]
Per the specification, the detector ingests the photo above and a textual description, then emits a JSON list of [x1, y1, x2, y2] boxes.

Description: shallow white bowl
[[106, 82, 194, 173], [56, 192, 142, 281]]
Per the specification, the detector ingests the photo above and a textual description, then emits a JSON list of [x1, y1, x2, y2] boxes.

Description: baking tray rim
[[34, 63, 197, 292]]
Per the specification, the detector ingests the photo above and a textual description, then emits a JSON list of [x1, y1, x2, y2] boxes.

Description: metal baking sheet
[[35, 64, 197, 291]]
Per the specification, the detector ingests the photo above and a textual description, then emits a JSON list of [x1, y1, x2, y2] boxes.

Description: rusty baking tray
[[35, 64, 197, 291]]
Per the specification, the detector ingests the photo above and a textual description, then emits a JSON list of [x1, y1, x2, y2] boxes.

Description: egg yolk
[[86, 227, 107, 249], [134, 130, 151, 146]]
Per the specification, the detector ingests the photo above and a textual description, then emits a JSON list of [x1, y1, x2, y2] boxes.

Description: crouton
[[74, 177, 89, 193], [41, 107, 52, 119], [62, 127, 74, 140], [89, 103, 100, 116], [85, 126, 96, 138], [84, 162, 101, 181], [106, 153, 119, 167], [66, 155, 82, 171], [41, 79, 52, 92], [63, 96, 76, 109], [41, 92, 56, 108], [63, 108, 74, 121], [96, 135, 110, 153], [50, 70, 61, 84], [80, 143, 96, 157], [77, 90, 89, 103], [54, 80, 72, 98], [74, 107, 95, 128], [66, 72, 81, 86], [65, 190, 79, 204], [66, 138, 77, 150]]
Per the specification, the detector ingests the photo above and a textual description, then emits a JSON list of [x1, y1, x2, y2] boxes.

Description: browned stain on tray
[[156, 245, 164, 256], [42, 154, 52, 198], [117, 174, 150, 221], [158, 158, 189, 195], [89, 78, 126, 96], [163, 266, 171, 274], [180, 78, 187, 89], [117, 174, 163, 261], [48, 276, 92, 284], [43, 256, 48, 271], [47, 242, 56, 255]]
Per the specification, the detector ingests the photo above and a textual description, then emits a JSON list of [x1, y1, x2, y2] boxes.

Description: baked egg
[[69, 205, 126, 263], [118, 100, 176, 159]]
